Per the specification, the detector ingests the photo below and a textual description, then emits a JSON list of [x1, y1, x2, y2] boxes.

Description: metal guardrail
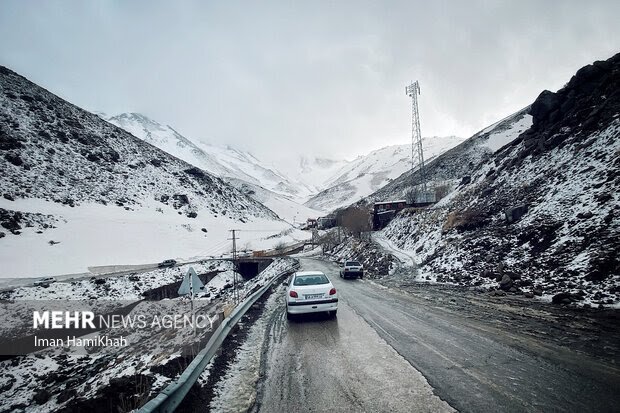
[[138, 261, 299, 413]]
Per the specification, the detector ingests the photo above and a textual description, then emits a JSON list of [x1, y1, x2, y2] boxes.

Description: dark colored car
[[158, 259, 177, 268], [34, 277, 55, 287]]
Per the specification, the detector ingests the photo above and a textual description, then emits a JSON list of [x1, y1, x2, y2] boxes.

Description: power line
[[199, 239, 231, 257]]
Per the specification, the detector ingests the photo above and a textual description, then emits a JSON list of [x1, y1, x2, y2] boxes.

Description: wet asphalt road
[[251, 258, 620, 413]]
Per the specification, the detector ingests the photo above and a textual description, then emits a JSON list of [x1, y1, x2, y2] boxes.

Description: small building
[[372, 200, 408, 230], [317, 216, 336, 229]]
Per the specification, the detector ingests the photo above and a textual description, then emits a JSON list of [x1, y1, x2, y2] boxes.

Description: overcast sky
[[1, 1, 618, 167]]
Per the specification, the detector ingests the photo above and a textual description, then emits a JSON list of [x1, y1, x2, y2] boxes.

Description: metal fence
[[138, 262, 298, 413]]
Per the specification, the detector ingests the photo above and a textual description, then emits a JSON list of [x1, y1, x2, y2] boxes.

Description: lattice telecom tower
[[405, 81, 426, 193]]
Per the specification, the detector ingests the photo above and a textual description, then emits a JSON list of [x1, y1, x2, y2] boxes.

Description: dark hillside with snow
[[0, 67, 275, 218], [0, 66, 306, 277], [375, 53, 620, 306]]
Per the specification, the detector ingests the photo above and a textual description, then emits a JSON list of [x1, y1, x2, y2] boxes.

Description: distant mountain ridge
[[305, 136, 465, 212], [104, 112, 326, 220]]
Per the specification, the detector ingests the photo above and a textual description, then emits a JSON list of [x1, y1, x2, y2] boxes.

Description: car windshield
[[293, 274, 330, 286], [346, 261, 361, 266]]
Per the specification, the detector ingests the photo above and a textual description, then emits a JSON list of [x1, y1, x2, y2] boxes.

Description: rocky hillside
[[0, 66, 304, 277], [0, 70, 276, 220], [377, 53, 620, 306]]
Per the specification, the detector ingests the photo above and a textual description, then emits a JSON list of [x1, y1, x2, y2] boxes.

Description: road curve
[[250, 258, 620, 413]]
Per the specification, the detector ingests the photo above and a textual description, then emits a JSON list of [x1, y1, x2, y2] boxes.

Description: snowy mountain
[[104, 113, 315, 201], [104, 114, 463, 216], [373, 53, 620, 305], [225, 178, 323, 223], [363, 108, 533, 204], [275, 155, 350, 195], [305, 136, 465, 212], [0, 66, 309, 278], [298, 156, 351, 189]]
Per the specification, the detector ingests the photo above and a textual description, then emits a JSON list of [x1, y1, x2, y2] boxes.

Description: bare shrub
[[340, 207, 371, 238], [273, 241, 286, 255], [319, 230, 339, 253], [434, 184, 451, 200], [443, 209, 487, 232]]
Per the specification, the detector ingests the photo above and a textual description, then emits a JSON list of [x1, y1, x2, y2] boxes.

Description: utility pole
[[229, 229, 239, 304], [405, 81, 426, 196]]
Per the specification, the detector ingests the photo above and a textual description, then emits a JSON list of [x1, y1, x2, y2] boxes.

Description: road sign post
[[178, 267, 205, 335]]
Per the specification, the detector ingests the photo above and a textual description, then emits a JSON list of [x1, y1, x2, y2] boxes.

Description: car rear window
[[346, 261, 361, 266], [293, 274, 330, 286]]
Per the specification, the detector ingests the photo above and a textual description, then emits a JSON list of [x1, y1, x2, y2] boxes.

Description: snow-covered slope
[[276, 156, 350, 196], [305, 136, 465, 212], [0, 66, 309, 278], [327, 136, 464, 188], [105, 113, 314, 201], [225, 177, 323, 223], [376, 53, 620, 305]]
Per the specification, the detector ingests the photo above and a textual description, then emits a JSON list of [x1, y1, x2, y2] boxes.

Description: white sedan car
[[285, 271, 338, 319]]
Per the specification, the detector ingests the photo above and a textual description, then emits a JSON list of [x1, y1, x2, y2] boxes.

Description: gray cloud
[[1, 0, 618, 168]]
